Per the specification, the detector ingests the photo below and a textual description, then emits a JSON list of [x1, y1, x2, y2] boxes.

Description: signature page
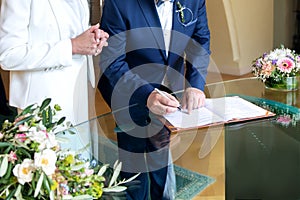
[[205, 96, 269, 121], [163, 107, 224, 129], [163, 96, 271, 129]]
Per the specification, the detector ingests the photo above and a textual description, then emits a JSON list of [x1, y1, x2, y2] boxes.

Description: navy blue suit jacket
[[98, 0, 210, 112]]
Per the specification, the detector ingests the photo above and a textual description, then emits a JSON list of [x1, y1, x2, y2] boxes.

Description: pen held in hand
[[154, 88, 182, 111]]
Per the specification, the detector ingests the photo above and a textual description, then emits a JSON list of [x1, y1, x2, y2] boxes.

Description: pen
[[154, 88, 182, 111]]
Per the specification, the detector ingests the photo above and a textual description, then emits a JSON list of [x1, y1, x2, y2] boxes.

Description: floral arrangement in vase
[[0, 98, 139, 200], [251, 46, 300, 90]]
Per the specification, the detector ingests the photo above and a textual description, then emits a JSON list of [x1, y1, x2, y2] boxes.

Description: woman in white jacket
[[0, 0, 108, 125]]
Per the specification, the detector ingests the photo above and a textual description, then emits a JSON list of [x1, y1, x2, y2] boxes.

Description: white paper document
[[163, 96, 273, 129]]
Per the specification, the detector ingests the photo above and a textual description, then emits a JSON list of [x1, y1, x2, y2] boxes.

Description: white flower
[[18, 124, 29, 132], [37, 121, 47, 131], [13, 159, 35, 185], [27, 127, 50, 150], [26, 122, 59, 150], [268, 51, 278, 60], [34, 149, 57, 176], [45, 132, 59, 149]]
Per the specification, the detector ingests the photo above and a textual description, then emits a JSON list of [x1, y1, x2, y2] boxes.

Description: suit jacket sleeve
[[185, 0, 210, 91], [99, 0, 154, 107]]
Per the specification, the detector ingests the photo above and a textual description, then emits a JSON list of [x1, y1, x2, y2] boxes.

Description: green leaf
[[14, 184, 24, 200], [0, 177, 9, 184], [42, 110, 47, 125], [109, 161, 122, 187], [71, 195, 94, 200], [4, 144, 12, 154], [113, 160, 119, 170], [18, 104, 35, 116], [120, 173, 140, 185], [57, 117, 66, 125], [64, 128, 77, 135], [6, 187, 17, 200], [40, 98, 51, 111], [70, 163, 86, 171], [16, 147, 32, 158], [31, 173, 36, 190], [103, 186, 127, 193], [0, 181, 14, 197], [43, 174, 52, 195], [97, 164, 109, 176], [3, 161, 12, 179], [0, 142, 12, 148], [15, 115, 35, 126], [15, 140, 31, 150], [48, 106, 53, 124], [27, 187, 33, 196], [0, 156, 8, 177], [34, 172, 44, 197]]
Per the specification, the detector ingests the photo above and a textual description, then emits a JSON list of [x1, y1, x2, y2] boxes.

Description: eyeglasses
[[175, 6, 197, 27]]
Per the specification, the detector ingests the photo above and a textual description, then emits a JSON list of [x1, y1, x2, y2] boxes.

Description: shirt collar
[[156, 0, 174, 7]]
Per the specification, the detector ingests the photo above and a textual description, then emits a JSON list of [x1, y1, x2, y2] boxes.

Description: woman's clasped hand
[[71, 23, 109, 56]]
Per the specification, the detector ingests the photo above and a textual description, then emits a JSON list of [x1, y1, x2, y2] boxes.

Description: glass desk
[[69, 77, 300, 200]]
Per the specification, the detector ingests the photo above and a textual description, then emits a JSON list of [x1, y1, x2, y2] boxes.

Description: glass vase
[[264, 76, 299, 91]]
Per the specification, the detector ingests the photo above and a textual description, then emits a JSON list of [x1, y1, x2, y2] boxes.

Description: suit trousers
[[114, 105, 176, 200]]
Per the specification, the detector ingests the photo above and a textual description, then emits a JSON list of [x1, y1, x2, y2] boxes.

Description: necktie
[[156, 0, 174, 7]]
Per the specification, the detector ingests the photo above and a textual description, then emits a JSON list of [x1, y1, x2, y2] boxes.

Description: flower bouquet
[[0, 98, 139, 200], [251, 45, 300, 90]]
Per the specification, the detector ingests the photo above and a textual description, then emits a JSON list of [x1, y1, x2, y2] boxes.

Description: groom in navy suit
[[98, 0, 210, 199]]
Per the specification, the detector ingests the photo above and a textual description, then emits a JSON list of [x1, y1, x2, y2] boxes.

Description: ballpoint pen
[[154, 88, 182, 111]]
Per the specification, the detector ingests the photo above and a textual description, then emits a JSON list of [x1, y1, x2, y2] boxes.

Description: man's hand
[[181, 87, 206, 114], [147, 89, 180, 116]]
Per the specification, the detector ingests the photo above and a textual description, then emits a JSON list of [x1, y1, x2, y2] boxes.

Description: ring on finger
[[94, 48, 100, 55]]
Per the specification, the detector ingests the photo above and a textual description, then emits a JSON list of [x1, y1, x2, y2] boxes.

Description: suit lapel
[[48, 0, 89, 34], [47, 0, 95, 87], [168, 1, 187, 62], [137, 0, 167, 60]]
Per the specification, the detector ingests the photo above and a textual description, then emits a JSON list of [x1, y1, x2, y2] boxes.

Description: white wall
[[207, 0, 274, 75]]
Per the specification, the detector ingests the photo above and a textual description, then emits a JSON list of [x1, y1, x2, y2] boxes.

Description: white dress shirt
[[155, 2, 176, 200], [156, 1, 173, 56], [156, 0, 174, 88]]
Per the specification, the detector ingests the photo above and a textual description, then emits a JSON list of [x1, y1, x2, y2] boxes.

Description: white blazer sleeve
[[0, 0, 73, 71]]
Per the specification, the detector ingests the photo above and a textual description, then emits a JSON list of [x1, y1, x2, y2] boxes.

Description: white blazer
[[0, 0, 95, 124]]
